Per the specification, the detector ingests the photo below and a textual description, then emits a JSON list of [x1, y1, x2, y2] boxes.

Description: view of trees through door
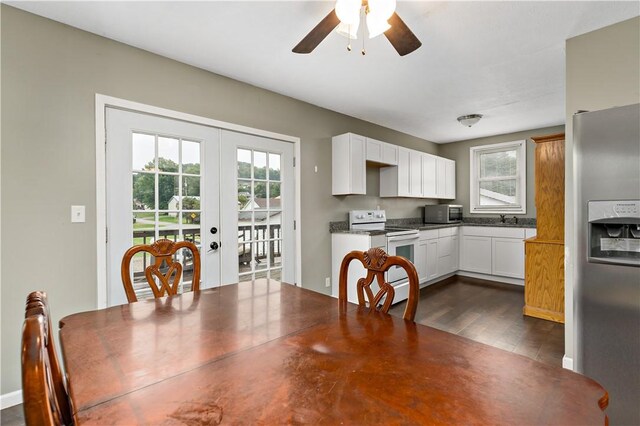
[[130, 133, 202, 299], [237, 148, 283, 281]]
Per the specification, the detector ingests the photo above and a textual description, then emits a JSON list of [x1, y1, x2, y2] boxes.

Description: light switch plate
[[71, 205, 85, 223]]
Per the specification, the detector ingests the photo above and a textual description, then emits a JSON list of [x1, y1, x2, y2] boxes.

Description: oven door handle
[[387, 234, 420, 242]]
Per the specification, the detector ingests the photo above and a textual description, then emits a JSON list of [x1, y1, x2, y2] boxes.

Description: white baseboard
[[562, 355, 574, 371], [456, 271, 524, 286], [0, 390, 22, 409]]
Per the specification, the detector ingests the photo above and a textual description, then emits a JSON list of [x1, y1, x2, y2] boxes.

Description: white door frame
[[95, 94, 302, 309]]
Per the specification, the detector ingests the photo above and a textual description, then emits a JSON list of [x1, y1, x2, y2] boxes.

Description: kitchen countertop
[[330, 217, 536, 235]]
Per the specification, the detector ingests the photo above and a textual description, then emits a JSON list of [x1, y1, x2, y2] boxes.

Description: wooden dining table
[[59, 279, 608, 425]]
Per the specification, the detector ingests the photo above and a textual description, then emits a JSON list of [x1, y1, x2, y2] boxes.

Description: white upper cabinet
[[445, 159, 456, 199], [436, 157, 456, 199], [333, 132, 455, 199], [409, 150, 422, 197], [366, 138, 398, 166], [332, 133, 366, 195], [421, 153, 437, 198], [380, 147, 422, 197]]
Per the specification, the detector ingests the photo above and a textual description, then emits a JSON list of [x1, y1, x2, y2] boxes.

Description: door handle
[[208, 241, 219, 252]]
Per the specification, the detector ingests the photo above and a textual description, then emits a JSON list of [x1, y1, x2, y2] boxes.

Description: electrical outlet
[[325, 277, 331, 288]]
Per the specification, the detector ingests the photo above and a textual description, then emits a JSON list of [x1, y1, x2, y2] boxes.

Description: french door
[[220, 130, 295, 285], [106, 108, 220, 306], [106, 108, 296, 307]]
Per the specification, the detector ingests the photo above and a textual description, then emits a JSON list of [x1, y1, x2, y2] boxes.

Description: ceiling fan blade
[[292, 9, 340, 54], [384, 12, 422, 56]]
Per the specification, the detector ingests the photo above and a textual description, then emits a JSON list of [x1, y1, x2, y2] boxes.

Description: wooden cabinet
[[366, 138, 398, 166], [524, 240, 565, 322], [332, 133, 366, 195], [524, 133, 565, 323]]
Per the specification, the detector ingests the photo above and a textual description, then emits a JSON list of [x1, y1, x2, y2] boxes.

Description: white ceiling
[[9, 1, 639, 143]]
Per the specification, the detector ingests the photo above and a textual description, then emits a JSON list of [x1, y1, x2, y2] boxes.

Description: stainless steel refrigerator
[[575, 103, 640, 425]]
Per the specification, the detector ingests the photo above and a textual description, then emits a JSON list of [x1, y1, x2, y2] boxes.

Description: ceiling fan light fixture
[[457, 114, 483, 127], [366, 13, 391, 39], [368, 0, 396, 21], [335, 0, 361, 25], [336, 21, 359, 39]]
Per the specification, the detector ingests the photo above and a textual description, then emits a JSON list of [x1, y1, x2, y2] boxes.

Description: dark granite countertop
[[330, 217, 536, 234]]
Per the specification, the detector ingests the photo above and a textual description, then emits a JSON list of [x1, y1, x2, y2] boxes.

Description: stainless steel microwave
[[424, 204, 463, 224]]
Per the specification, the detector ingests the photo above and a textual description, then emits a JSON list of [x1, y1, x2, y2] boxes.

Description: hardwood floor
[[0, 405, 24, 426], [2, 276, 563, 424], [388, 275, 565, 367]]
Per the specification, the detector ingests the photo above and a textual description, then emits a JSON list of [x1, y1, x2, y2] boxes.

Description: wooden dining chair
[[121, 239, 201, 303], [22, 291, 73, 426], [338, 247, 420, 321]]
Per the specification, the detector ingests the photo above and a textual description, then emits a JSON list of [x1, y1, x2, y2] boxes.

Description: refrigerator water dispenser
[[588, 200, 640, 266]]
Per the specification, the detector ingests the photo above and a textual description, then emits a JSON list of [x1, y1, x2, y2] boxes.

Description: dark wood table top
[[60, 280, 608, 425]]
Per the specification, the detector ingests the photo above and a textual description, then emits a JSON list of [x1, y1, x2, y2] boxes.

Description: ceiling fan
[[292, 0, 422, 56]]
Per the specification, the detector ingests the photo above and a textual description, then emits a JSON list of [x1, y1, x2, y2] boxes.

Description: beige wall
[[0, 6, 438, 394], [437, 125, 565, 219], [564, 17, 640, 366]]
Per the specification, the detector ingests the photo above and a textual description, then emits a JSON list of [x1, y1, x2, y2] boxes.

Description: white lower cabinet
[[459, 226, 532, 281], [492, 237, 525, 278], [416, 240, 428, 282], [426, 239, 439, 280], [460, 236, 493, 274], [451, 236, 459, 272], [418, 228, 458, 283]]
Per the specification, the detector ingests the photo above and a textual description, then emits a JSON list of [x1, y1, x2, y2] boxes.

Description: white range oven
[[349, 210, 420, 303]]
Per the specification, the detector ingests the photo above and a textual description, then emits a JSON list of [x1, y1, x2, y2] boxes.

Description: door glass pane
[[253, 182, 267, 209], [158, 212, 180, 240], [158, 136, 179, 172], [133, 213, 155, 245], [268, 153, 281, 181], [238, 180, 251, 209], [133, 173, 155, 210], [129, 135, 203, 299], [182, 176, 200, 199], [272, 240, 282, 269], [268, 182, 281, 210], [237, 149, 252, 178], [132, 133, 155, 171], [182, 140, 200, 175], [253, 151, 267, 179], [237, 147, 285, 282], [254, 241, 269, 272], [480, 150, 517, 178], [479, 179, 517, 205], [158, 174, 179, 210]]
